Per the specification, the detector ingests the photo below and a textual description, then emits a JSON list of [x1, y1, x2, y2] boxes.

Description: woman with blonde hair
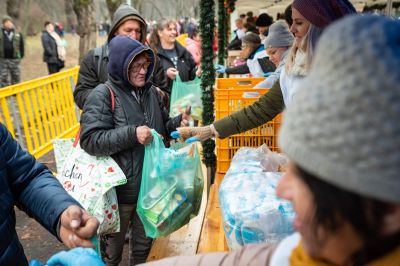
[[174, 0, 356, 144]]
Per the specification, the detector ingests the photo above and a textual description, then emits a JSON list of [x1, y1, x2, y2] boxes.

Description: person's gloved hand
[[171, 125, 215, 143], [47, 247, 105, 266], [29, 260, 44, 266], [263, 72, 273, 77], [215, 64, 226, 74]]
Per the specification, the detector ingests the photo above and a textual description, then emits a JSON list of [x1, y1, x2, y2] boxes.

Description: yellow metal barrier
[[0, 67, 80, 159]]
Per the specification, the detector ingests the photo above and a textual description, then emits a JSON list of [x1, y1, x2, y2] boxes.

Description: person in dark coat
[[41, 21, 65, 74], [149, 18, 199, 96], [0, 123, 99, 266], [0, 16, 24, 87], [73, 4, 168, 110], [79, 36, 191, 265]]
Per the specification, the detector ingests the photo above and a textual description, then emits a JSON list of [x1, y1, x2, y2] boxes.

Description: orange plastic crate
[[214, 78, 281, 174]]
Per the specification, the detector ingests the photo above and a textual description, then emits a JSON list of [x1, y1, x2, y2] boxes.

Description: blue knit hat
[[279, 15, 400, 203]]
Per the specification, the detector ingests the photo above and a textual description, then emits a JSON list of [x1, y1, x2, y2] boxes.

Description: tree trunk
[[22, 0, 31, 35], [7, 0, 20, 20], [73, 0, 97, 63], [106, 0, 124, 19], [65, 0, 77, 32], [132, 0, 143, 13]]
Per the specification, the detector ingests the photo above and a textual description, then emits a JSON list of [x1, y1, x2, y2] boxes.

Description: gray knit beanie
[[278, 15, 400, 203], [263, 21, 294, 49], [242, 32, 261, 49]]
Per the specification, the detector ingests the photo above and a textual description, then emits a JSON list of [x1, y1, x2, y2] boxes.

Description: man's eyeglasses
[[130, 61, 151, 73]]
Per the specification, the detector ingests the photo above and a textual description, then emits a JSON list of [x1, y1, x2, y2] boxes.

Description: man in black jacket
[[0, 16, 24, 88], [73, 4, 168, 110], [79, 36, 190, 265]]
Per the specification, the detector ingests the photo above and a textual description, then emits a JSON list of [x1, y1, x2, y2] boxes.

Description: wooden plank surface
[[147, 149, 209, 261], [197, 182, 229, 253]]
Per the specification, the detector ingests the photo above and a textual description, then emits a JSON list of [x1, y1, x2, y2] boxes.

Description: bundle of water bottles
[[219, 145, 295, 250]]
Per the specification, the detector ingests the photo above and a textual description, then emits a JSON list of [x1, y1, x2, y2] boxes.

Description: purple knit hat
[[292, 0, 356, 28]]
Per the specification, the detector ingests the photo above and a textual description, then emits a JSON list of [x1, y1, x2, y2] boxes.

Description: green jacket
[[213, 80, 284, 138], [0, 28, 24, 59]]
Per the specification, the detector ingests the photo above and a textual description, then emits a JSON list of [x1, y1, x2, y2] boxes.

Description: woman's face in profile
[[290, 8, 310, 48]]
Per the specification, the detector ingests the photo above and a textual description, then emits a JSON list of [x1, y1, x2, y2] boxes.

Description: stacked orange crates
[[215, 77, 282, 174]]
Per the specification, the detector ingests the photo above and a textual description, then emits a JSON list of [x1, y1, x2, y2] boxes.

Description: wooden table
[[197, 176, 229, 253], [147, 169, 229, 262], [147, 145, 210, 261]]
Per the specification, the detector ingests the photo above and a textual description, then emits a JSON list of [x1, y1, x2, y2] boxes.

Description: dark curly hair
[[296, 165, 400, 265]]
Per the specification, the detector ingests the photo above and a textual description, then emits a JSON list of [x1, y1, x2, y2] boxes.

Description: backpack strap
[[93, 46, 104, 77], [73, 84, 115, 147], [105, 84, 115, 112]]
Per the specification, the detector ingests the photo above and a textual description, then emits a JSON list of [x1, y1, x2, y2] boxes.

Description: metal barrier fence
[[0, 67, 80, 159]]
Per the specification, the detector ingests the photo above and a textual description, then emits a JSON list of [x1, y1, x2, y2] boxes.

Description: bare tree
[[6, 0, 20, 20], [105, 0, 124, 18], [65, 0, 77, 32], [73, 0, 97, 62]]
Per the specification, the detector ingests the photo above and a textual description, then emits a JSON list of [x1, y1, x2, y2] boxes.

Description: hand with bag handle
[[180, 106, 192, 127], [136, 126, 153, 145]]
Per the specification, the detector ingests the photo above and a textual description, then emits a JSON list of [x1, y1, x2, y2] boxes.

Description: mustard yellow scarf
[[290, 243, 400, 266]]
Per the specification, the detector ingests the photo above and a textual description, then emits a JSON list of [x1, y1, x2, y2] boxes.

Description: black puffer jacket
[[157, 42, 197, 94], [73, 4, 168, 109], [41, 31, 59, 64], [80, 36, 181, 204]]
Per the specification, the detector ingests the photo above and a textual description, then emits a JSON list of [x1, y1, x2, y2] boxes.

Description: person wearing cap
[[255, 21, 294, 88], [79, 36, 191, 265], [139, 14, 400, 266], [215, 32, 276, 77], [0, 15, 24, 88], [73, 4, 168, 110], [255, 13, 274, 39], [174, 0, 356, 144]]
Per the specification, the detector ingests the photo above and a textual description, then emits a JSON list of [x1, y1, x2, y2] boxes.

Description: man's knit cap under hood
[[108, 4, 147, 43]]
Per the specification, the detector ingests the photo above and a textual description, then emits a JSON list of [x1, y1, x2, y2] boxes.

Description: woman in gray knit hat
[[139, 14, 400, 266], [255, 20, 294, 88], [174, 0, 356, 143]]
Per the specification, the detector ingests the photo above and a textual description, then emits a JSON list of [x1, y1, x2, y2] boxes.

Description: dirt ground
[[14, 34, 130, 265], [20, 33, 106, 82]]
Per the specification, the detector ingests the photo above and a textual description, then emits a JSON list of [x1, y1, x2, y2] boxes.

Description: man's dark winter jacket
[[79, 36, 181, 204], [0, 123, 79, 266], [0, 28, 24, 59], [157, 42, 197, 94], [73, 4, 168, 109]]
